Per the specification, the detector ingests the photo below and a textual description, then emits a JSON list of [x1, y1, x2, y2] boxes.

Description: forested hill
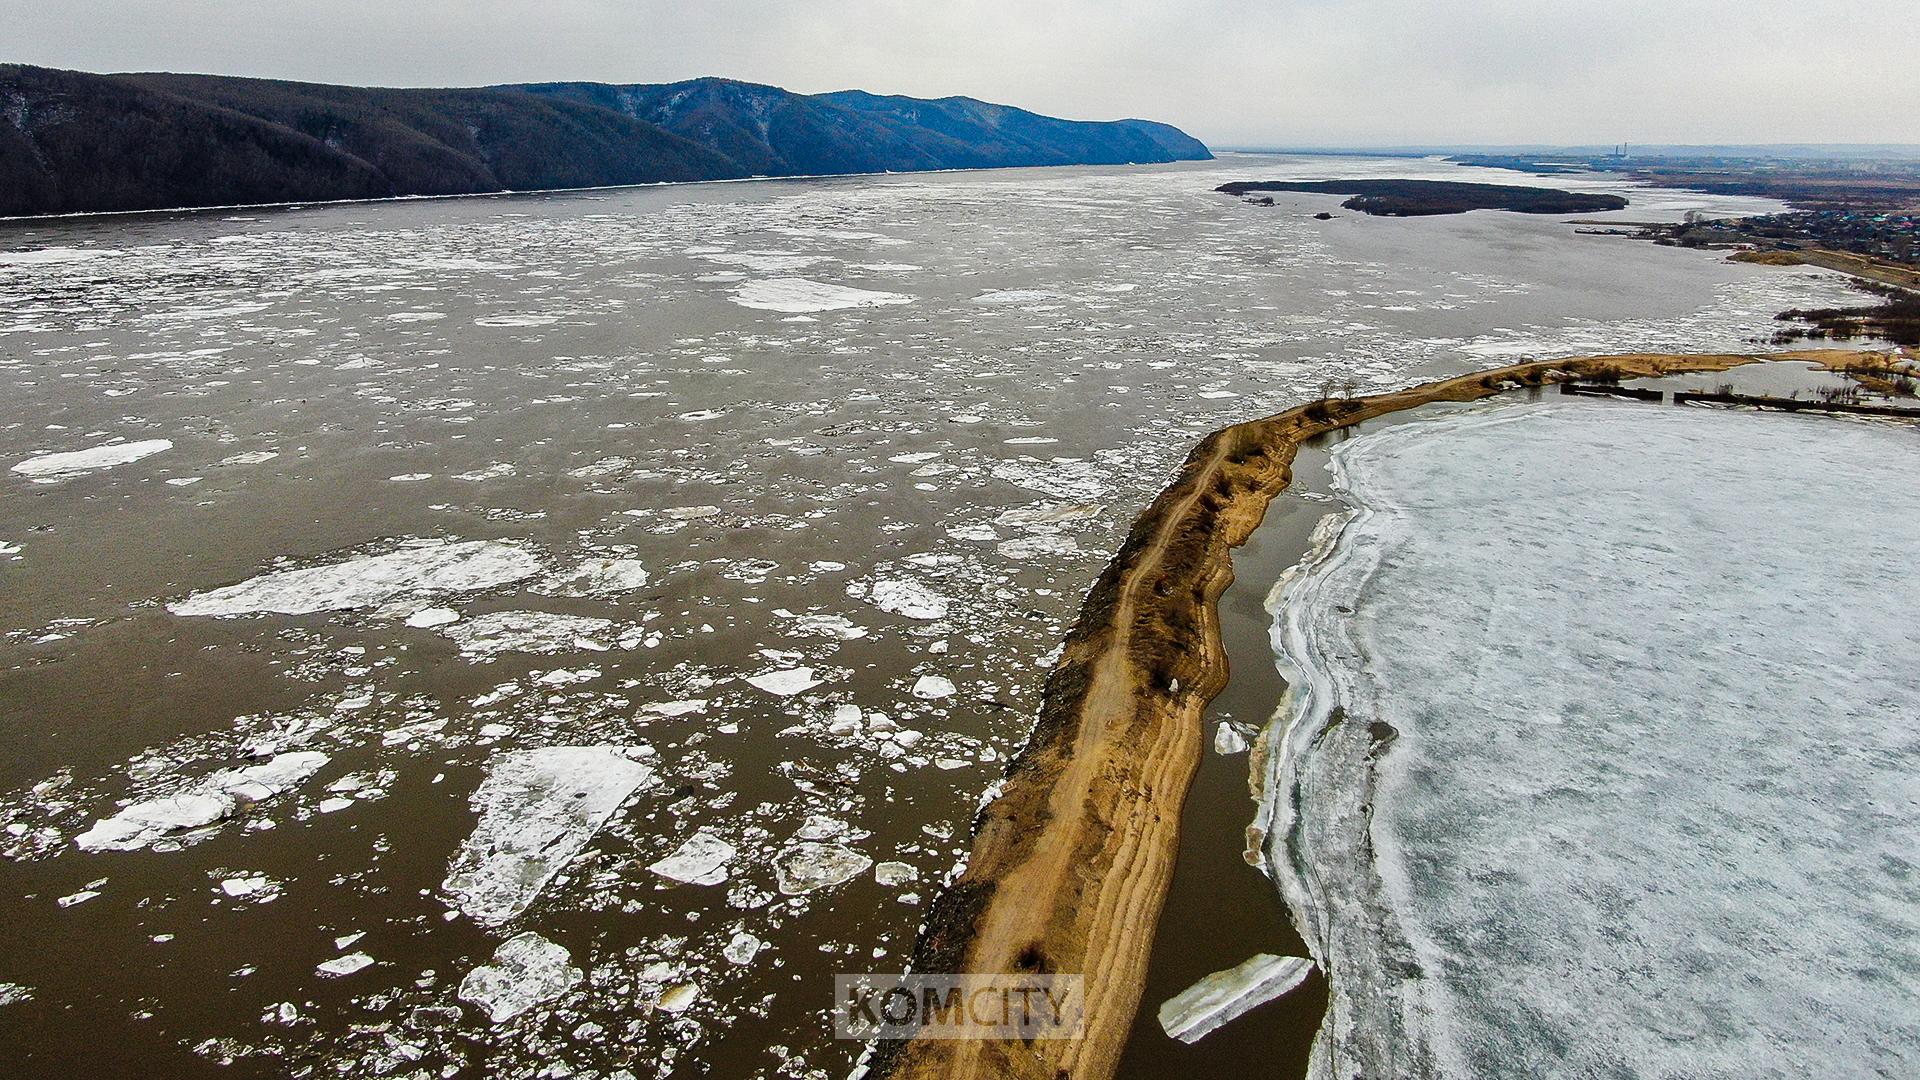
[[0, 65, 1212, 217], [514, 79, 1210, 178]]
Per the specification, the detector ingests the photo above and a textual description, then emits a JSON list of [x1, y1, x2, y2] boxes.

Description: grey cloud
[[1, 0, 1913, 145]]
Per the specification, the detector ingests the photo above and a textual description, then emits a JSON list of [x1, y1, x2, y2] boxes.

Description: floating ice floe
[[910, 675, 956, 700], [647, 831, 736, 886], [656, 983, 699, 1014], [874, 861, 917, 887], [440, 611, 615, 657], [1157, 954, 1314, 1044], [991, 457, 1109, 502], [642, 699, 707, 719], [774, 842, 872, 895], [862, 579, 949, 621], [723, 932, 763, 965], [0, 246, 106, 265], [317, 952, 375, 978], [995, 502, 1105, 530], [11, 439, 173, 483], [169, 539, 541, 618], [1214, 723, 1250, 755], [699, 250, 832, 273], [459, 932, 581, 1023], [219, 874, 281, 902], [779, 610, 869, 641], [972, 289, 1064, 305], [747, 668, 823, 697], [74, 794, 230, 852], [534, 557, 650, 597], [729, 278, 914, 314], [474, 313, 562, 328], [217, 450, 279, 467], [74, 751, 329, 852], [404, 607, 460, 629], [826, 704, 865, 737], [453, 462, 515, 482], [442, 746, 657, 925], [997, 534, 1082, 561]]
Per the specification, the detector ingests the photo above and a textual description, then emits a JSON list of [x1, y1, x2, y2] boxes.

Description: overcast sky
[[5, 0, 1916, 147]]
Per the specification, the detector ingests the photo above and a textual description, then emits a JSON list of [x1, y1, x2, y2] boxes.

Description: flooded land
[[0, 155, 1872, 1079]]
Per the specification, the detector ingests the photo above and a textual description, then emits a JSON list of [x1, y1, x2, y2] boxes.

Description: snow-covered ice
[[729, 277, 913, 313], [1261, 401, 1920, 1079], [1157, 953, 1314, 1044], [458, 932, 581, 1023], [170, 540, 541, 617], [316, 953, 374, 978], [534, 557, 650, 597], [11, 439, 173, 482], [404, 606, 460, 629], [862, 578, 949, 621], [722, 932, 763, 965], [910, 675, 956, 700], [647, 831, 736, 886], [745, 667, 822, 697], [440, 611, 614, 657], [74, 751, 328, 852]]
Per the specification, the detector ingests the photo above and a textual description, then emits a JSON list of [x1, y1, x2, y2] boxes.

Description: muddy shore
[[872, 347, 1906, 1080]]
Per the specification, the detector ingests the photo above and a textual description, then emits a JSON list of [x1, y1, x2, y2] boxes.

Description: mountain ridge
[[0, 65, 1211, 217]]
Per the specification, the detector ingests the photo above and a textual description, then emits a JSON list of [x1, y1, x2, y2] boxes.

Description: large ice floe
[[532, 557, 650, 598], [169, 539, 542, 617], [442, 747, 658, 925], [74, 751, 329, 852], [773, 842, 872, 895], [1158, 953, 1315, 1044], [440, 611, 615, 657], [860, 578, 949, 621], [458, 932, 582, 1023], [11, 438, 173, 482], [728, 277, 913, 313], [647, 831, 736, 886], [1259, 401, 1920, 1079]]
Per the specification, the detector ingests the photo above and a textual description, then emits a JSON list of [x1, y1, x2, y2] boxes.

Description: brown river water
[[0, 156, 1864, 1078]]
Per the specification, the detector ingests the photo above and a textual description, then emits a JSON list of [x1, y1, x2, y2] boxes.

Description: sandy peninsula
[[872, 347, 1912, 1080]]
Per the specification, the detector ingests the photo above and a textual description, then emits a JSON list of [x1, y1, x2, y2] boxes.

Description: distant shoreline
[[874, 347, 1907, 1080], [0, 159, 1211, 228], [1216, 178, 1629, 217]]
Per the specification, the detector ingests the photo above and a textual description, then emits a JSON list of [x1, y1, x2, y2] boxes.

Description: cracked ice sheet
[[442, 747, 659, 925], [1264, 401, 1920, 1079]]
